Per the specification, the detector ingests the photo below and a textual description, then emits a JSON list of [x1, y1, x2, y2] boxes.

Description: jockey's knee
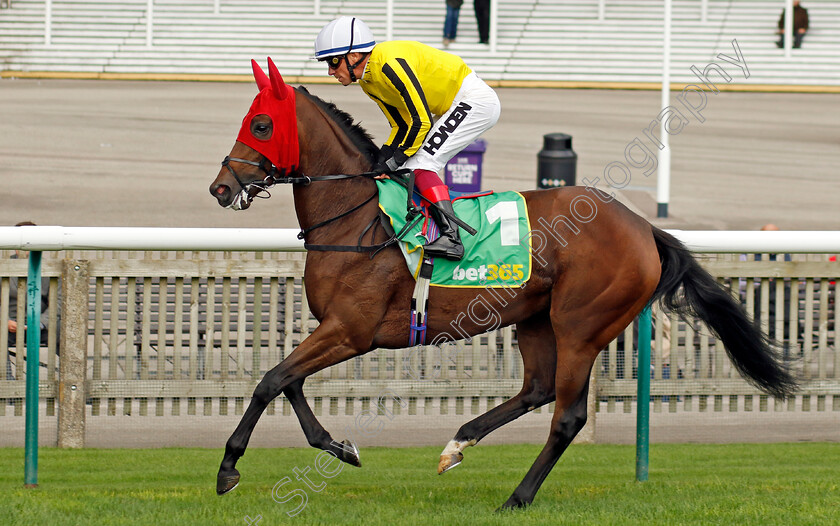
[[412, 168, 445, 194]]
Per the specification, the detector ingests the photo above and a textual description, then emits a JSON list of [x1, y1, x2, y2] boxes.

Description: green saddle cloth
[[376, 179, 532, 288]]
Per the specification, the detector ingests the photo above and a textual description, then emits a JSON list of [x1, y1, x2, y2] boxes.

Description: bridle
[[220, 154, 412, 255], [220, 154, 475, 254], [220, 155, 306, 208], [219, 154, 385, 203]]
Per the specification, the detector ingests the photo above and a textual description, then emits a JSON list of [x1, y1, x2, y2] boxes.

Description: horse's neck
[[292, 99, 377, 244]]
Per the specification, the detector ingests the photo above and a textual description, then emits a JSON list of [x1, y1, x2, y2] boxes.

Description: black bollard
[[537, 133, 577, 189]]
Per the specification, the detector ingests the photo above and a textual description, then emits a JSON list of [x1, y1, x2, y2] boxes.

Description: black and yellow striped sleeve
[[369, 94, 408, 153], [379, 59, 433, 156]]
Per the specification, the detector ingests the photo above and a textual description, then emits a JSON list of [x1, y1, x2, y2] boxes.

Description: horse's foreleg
[[284, 379, 362, 467], [217, 321, 366, 495], [499, 359, 593, 510], [438, 311, 557, 474], [217, 390, 271, 494]]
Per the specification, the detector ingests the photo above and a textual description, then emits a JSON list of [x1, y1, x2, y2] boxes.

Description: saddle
[[376, 178, 533, 289]]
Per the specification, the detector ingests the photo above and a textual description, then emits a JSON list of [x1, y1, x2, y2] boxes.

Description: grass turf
[[0, 443, 837, 525]]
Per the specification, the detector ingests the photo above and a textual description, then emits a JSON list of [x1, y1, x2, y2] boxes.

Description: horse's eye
[[250, 116, 273, 139]]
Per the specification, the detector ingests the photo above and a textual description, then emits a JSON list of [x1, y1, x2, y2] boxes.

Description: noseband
[[221, 154, 376, 206], [221, 155, 309, 208]]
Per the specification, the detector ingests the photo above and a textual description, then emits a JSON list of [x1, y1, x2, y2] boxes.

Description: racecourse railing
[[0, 248, 523, 438], [598, 253, 840, 415], [1, 228, 839, 448]]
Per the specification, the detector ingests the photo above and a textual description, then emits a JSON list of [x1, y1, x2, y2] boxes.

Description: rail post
[[635, 304, 652, 482], [24, 251, 42, 487]]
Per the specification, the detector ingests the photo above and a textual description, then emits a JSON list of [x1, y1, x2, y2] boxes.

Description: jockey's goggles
[[319, 55, 345, 68]]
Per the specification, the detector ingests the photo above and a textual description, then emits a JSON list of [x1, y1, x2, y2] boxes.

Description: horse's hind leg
[[284, 380, 361, 466], [438, 311, 557, 473], [500, 362, 592, 510]]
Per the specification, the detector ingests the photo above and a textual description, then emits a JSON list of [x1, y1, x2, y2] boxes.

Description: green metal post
[[24, 250, 42, 488], [635, 304, 651, 482]]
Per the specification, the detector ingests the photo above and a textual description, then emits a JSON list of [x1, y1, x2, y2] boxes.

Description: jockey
[[314, 16, 501, 261]]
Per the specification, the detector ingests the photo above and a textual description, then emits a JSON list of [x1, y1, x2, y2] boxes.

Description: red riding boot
[[413, 171, 464, 261]]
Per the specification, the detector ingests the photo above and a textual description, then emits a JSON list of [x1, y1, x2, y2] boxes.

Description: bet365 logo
[[452, 263, 525, 282]]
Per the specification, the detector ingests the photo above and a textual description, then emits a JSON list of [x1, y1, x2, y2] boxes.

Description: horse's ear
[[267, 57, 288, 101], [252, 59, 270, 92]]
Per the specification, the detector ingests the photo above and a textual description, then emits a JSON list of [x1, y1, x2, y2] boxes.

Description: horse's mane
[[296, 87, 379, 166]]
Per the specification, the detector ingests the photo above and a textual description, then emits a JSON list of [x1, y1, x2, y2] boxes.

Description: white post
[[700, 0, 708, 23], [146, 0, 154, 48], [386, 0, 393, 41], [784, 0, 793, 59], [489, 0, 498, 53], [657, 0, 672, 218], [598, 0, 606, 21], [314, 0, 319, 17], [44, 0, 52, 46], [214, 0, 220, 16]]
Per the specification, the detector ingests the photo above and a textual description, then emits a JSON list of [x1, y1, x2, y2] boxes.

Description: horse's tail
[[650, 227, 798, 398]]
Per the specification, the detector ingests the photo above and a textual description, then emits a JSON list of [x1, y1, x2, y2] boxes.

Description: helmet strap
[[345, 17, 360, 82], [345, 53, 368, 82]]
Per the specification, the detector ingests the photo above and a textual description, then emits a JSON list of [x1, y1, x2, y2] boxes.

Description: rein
[[223, 155, 476, 255], [222, 155, 362, 193], [222, 156, 418, 256]]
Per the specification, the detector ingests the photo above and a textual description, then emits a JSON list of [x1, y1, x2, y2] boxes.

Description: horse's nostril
[[214, 185, 229, 197]]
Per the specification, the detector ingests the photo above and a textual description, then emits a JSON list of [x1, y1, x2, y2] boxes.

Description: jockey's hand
[[372, 147, 406, 180], [371, 158, 391, 178]]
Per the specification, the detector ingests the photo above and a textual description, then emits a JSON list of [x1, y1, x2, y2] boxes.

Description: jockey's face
[[327, 52, 365, 86]]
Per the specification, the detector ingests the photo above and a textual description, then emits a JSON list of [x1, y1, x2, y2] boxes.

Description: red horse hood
[[235, 57, 300, 172]]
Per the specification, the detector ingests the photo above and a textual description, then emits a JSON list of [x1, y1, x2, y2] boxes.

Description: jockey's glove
[[373, 145, 408, 174]]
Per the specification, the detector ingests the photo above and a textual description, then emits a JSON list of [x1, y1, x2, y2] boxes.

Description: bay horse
[[209, 58, 797, 509]]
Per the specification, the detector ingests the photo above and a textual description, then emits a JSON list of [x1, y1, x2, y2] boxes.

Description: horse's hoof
[[496, 494, 530, 511], [338, 439, 362, 467], [437, 452, 463, 474], [216, 469, 241, 495]]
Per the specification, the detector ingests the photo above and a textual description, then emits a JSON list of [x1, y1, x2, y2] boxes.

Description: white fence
[[1, 227, 839, 447]]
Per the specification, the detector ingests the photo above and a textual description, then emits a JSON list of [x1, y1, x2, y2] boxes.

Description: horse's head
[[210, 57, 300, 210]]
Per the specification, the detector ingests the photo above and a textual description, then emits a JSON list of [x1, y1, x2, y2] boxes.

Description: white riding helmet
[[314, 16, 376, 60]]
